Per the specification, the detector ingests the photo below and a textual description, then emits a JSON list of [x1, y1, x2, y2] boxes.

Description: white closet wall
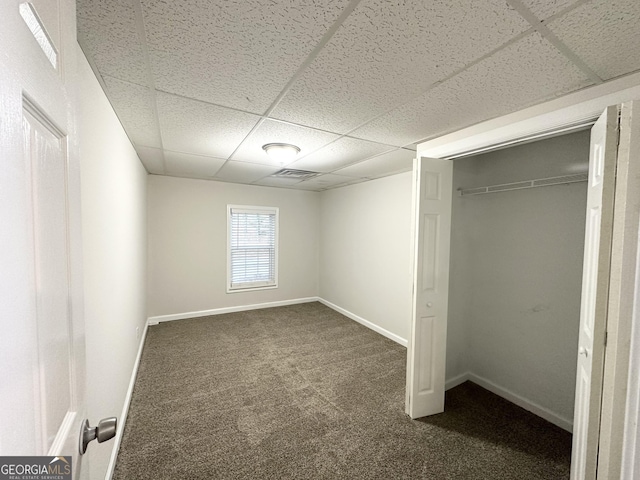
[[449, 130, 590, 426]]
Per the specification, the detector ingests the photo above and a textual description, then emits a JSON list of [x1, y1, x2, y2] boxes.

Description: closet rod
[[458, 172, 588, 196]]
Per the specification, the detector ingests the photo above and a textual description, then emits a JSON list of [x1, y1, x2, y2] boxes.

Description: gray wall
[[319, 173, 413, 343], [147, 176, 320, 317], [449, 130, 590, 425]]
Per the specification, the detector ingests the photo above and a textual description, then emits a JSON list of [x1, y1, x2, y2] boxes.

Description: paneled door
[[570, 106, 619, 480], [405, 157, 453, 419], [0, 1, 87, 477]]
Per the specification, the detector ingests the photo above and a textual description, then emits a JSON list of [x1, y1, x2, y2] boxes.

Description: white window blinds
[[228, 206, 278, 291]]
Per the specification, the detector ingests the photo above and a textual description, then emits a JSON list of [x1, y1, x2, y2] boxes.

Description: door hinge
[[604, 331, 608, 347]]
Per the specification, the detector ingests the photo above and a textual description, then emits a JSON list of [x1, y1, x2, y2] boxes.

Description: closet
[[446, 129, 591, 429]]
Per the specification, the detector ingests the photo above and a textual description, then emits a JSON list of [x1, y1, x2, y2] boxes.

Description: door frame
[[413, 75, 640, 477], [597, 101, 640, 478]]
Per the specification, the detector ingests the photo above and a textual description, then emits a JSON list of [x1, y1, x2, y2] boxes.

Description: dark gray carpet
[[113, 302, 571, 479]]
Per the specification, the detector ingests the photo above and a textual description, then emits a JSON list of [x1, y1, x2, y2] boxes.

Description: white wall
[[319, 173, 413, 343], [78, 51, 148, 479], [147, 176, 320, 317], [449, 130, 590, 425]]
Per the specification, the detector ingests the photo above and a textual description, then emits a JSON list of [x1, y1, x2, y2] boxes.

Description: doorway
[[446, 128, 590, 433]]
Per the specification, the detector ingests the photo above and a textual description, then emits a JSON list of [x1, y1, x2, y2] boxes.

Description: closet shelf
[[458, 173, 588, 196]]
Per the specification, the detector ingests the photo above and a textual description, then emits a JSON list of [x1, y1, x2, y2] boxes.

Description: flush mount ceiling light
[[262, 143, 300, 164]]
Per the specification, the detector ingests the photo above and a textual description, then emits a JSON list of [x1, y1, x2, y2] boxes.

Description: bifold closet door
[[570, 106, 619, 480], [406, 157, 452, 419]]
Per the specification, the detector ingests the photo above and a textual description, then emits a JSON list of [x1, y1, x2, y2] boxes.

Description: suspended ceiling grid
[[77, 0, 640, 191]]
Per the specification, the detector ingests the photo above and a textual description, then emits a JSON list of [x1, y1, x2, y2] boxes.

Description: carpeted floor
[[113, 302, 572, 479]]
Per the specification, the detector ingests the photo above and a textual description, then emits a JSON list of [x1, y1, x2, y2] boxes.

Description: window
[[227, 205, 278, 292]]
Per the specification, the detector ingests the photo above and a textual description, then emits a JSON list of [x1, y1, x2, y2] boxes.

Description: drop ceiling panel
[[135, 146, 165, 174], [148, 50, 270, 115], [77, 0, 139, 42], [271, 0, 530, 133], [77, 0, 148, 85], [519, 0, 582, 20], [140, 0, 351, 113], [165, 151, 226, 178], [351, 32, 592, 147], [81, 42, 149, 87], [103, 76, 162, 148], [213, 161, 280, 184], [289, 137, 394, 173], [156, 92, 261, 158], [334, 149, 414, 179], [547, 0, 640, 80], [231, 119, 339, 165]]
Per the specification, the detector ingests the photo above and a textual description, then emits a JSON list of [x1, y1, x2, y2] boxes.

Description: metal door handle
[[80, 417, 117, 454], [579, 347, 588, 357]]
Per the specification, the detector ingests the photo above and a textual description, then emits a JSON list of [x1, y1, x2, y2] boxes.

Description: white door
[[406, 157, 453, 419], [570, 106, 619, 480], [0, 1, 87, 476]]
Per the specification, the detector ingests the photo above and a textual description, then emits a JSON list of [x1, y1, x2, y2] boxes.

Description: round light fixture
[[262, 143, 300, 164]]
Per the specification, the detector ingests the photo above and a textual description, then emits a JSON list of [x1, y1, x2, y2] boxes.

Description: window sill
[[226, 284, 278, 294]]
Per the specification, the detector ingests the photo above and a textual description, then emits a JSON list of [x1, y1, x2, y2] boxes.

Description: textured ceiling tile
[[141, 0, 351, 112], [289, 137, 394, 173], [77, 0, 138, 40], [135, 146, 165, 174], [103, 76, 162, 148], [352, 32, 592, 146], [232, 120, 339, 165], [148, 50, 269, 115], [77, 0, 148, 84], [333, 149, 414, 178], [213, 161, 280, 183], [548, 0, 640, 80], [164, 151, 226, 178], [81, 41, 149, 86], [156, 92, 260, 158], [519, 0, 582, 19], [271, 0, 530, 133]]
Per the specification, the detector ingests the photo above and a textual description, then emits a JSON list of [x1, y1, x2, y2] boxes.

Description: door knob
[[579, 347, 588, 357], [426, 302, 433, 308], [80, 417, 117, 454]]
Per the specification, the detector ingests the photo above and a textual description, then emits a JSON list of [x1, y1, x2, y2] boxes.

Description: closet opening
[[447, 128, 591, 463], [408, 101, 640, 479]]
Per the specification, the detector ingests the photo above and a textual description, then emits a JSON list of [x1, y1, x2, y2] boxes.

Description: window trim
[[226, 204, 279, 293]]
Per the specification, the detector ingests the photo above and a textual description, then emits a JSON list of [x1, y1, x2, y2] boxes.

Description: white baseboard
[[445, 372, 470, 391], [317, 298, 408, 347], [105, 320, 149, 480], [147, 297, 320, 325], [467, 372, 573, 432], [147, 298, 408, 350]]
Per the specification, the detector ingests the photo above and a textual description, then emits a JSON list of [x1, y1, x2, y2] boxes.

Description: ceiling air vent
[[271, 168, 319, 180]]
